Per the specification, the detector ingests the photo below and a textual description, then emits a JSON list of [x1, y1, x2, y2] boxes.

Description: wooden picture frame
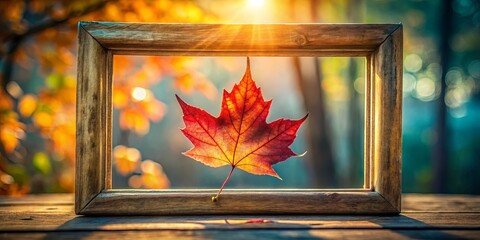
[[75, 22, 402, 215]]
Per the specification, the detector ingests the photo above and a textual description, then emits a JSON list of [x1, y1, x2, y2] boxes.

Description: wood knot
[[294, 34, 308, 46], [327, 192, 340, 201]]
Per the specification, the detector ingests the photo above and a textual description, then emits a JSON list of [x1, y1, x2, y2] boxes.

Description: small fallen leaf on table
[[245, 219, 274, 224], [177, 57, 307, 201]]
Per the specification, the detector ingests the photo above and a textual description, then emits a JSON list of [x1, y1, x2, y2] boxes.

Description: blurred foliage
[[0, 0, 218, 194], [361, 0, 480, 194], [0, 0, 479, 195]]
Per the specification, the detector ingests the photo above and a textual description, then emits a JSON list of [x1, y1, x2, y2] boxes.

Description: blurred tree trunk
[[433, 0, 453, 193], [1, 0, 109, 91], [292, 58, 336, 187], [346, 0, 363, 187], [290, 0, 336, 187], [347, 61, 362, 186]]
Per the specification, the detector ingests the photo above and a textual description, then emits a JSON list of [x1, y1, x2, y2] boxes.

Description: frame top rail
[[80, 22, 401, 55]]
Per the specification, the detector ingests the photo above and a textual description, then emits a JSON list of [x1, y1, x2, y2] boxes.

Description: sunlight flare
[[132, 87, 147, 102]]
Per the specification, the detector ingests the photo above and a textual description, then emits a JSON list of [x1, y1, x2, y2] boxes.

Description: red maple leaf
[[176, 57, 307, 201]]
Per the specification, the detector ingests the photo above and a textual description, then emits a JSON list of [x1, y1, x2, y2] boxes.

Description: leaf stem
[[212, 166, 235, 202]]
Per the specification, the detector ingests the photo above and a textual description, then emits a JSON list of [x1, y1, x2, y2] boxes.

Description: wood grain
[[2, 230, 480, 240], [79, 190, 396, 215], [0, 194, 73, 206], [6, 194, 476, 213], [373, 25, 403, 212], [75, 25, 108, 214], [402, 194, 480, 213], [3, 210, 480, 231], [1, 194, 480, 231], [75, 22, 403, 215], [81, 22, 400, 56], [2, 208, 480, 231], [1, 194, 480, 239], [105, 51, 113, 190], [363, 53, 375, 190]]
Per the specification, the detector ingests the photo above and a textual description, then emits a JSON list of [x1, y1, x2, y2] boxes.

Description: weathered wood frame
[[76, 22, 402, 215]]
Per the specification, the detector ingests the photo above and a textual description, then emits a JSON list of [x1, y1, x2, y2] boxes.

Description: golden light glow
[[247, 0, 265, 9], [132, 87, 147, 101], [113, 145, 141, 176]]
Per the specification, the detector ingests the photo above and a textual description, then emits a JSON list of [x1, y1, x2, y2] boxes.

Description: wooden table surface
[[0, 194, 479, 239]]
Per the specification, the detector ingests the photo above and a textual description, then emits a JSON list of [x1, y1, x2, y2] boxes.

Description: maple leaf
[[176, 57, 307, 201]]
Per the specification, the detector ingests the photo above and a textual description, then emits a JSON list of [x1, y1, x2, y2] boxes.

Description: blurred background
[[0, 0, 479, 195]]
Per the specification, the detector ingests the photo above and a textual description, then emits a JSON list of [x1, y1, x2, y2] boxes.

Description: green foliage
[[33, 152, 52, 175]]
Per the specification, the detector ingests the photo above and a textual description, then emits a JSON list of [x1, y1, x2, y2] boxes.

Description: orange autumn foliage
[[129, 160, 170, 189], [114, 145, 170, 189], [0, 0, 220, 195], [0, 89, 24, 154], [113, 145, 141, 176]]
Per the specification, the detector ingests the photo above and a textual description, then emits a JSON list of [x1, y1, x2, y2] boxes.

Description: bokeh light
[[403, 73, 417, 95], [354, 77, 365, 94], [132, 87, 147, 102], [468, 60, 480, 78], [415, 77, 436, 101], [405, 54, 423, 73]]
